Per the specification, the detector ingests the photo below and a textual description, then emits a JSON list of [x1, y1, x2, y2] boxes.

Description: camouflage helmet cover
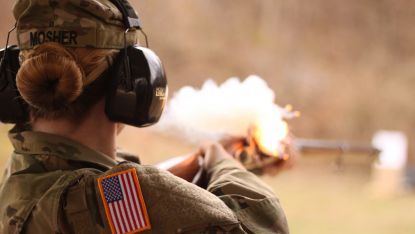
[[13, 0, 140, 50]]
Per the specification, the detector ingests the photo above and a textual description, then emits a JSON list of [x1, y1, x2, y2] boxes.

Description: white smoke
[[155, 75, 293, 143]]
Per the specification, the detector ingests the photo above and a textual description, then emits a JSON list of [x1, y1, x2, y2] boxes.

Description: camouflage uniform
[[0, 126, 289, 233], [4, 0, 290, 233]]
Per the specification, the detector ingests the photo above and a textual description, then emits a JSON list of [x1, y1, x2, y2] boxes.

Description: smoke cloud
[[155, 75, 293, 143]]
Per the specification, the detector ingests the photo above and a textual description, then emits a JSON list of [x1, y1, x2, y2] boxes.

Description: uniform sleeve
[[204, 144, 290, 234]]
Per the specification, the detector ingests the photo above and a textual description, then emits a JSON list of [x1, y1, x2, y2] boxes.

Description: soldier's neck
[[31, 100, 118, 159]]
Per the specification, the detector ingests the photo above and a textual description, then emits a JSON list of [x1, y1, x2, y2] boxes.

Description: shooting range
[[0, 1, 414, 233]]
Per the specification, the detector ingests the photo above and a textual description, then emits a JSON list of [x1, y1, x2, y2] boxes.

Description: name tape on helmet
[[29, 30, 78, 47]]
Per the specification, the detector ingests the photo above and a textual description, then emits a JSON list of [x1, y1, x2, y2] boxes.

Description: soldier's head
[[13, 0, 133, 122], [8, 0, 167, 127], [16, 44, 119, 122]]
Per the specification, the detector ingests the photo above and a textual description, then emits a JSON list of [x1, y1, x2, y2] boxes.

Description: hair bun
[[16, 43, 85, 112]]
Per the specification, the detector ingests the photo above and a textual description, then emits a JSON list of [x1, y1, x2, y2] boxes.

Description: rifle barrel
[[293, 138, 380, 155]]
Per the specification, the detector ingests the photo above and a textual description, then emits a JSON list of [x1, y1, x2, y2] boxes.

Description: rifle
[[156, 138, 380, 183], [294, 138, 380, 155]]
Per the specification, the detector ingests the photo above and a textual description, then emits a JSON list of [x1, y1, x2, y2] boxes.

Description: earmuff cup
[[105, 46, 168, 127], [0, 46, 28, 123]]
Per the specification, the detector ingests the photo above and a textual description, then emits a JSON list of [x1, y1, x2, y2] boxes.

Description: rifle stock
[[156, 153, 202, 183]]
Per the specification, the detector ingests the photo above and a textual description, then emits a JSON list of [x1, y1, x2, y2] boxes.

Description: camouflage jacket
[[0, 129, 289, 234]]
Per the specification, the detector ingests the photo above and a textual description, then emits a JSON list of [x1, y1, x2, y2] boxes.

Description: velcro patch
[[97, 168, 151, 234]]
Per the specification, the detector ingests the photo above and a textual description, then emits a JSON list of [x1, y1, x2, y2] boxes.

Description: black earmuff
[[0, 0, 168, 127], [0, 45, 28, 123], [105, 46, 167, 127], [105, 0, 168, 127]]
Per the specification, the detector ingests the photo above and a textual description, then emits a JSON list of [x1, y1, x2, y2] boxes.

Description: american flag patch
[[97, 168, 151, 234]]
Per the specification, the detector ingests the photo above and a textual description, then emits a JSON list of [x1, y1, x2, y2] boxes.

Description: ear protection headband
[[0, 0, 168, 127]]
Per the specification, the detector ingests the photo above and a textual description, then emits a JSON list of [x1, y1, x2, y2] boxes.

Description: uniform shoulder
[[0, 166, 104, 234], [60, 163, 242, 234]]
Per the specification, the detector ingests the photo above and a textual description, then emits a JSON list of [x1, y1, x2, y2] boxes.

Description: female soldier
[[0, 0, 289, 233]]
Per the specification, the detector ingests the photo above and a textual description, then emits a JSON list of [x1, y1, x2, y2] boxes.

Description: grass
[[265, 167, 415, 234]]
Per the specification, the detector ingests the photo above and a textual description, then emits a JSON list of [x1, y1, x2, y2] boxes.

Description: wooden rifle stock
[[155, 153, 203, 183]]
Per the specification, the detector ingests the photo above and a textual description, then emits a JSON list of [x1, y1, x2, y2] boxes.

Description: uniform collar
[[8, 126, 118, 170]]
